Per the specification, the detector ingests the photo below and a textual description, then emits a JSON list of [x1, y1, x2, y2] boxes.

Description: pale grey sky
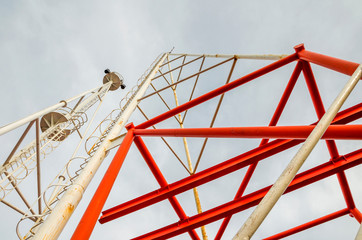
[[0, 1, 361, 239]]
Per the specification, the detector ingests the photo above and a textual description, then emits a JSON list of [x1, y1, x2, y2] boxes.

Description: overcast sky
[[0, 1, 362, 240]]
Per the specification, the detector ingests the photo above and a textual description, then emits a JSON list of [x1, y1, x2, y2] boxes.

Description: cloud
[[0, 1, 361, 239]]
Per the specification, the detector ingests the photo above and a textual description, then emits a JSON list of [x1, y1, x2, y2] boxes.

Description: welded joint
[[349, 208, 362, 223], [125, 122, 135, 131], [330, 155, 341, 165], [177, 217, 191, 226], [294, 43, 305, 54], [330, 155, 348, 165]]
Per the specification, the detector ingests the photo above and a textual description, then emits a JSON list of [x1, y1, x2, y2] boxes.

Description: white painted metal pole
[[233, 64, 362, 240], [355, 222, 362, 240], [0, 85, 101, 136], [65, 85, 101, 103], [33, 53, 167, 240], [169, 53, 288, 60], [0, 102, 65, 136]]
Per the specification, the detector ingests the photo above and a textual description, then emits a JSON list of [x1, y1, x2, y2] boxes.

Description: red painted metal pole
[[131, 149, 362, 240], [71, 126, 134, 240], [136, 53, 298, 129], [263, 208, 350, 240], [302, 60, 358, 212], [337, 170, 357, 210], [301, 60, 340, 158], [296, 44, 361, 78], [334, 102, 362, 124], [351, 208, 362, 223], [99, 104, 361, 224], [133, 125, 362, 140], [125, 135, 200, 240]]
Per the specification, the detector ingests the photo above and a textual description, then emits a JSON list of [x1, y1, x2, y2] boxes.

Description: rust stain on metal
[[66, 203, 75, 215]]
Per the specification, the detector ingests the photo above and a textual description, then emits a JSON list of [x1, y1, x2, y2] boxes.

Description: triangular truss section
[[72, 44, 362, 239]]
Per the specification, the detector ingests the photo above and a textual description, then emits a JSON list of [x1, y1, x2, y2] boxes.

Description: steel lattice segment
[[73, 44, 362, 239], [0, 82, 112, 203], [99, 123, 362, 224], [263, 208, 351, 239], [133, 135, 200, 240], [130, 149, 362, 240], [136, 53, 299, 130], [99, 101, 362, 223]]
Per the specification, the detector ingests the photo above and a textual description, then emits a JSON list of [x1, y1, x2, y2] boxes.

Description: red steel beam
[[133, 125, 362, 140], [302, 60, 358, 212], [131, 149, 362, 240], [333, 102, 362, 125], [263, 208, 350, 240], [71, 126, 134, 240], [301, 60, 340, 158], [336, 170, 357, 210], [296, 44, 361, 78], [136, 53, 298, 129], [132, 135, 200, 240], [350, 208, 362, 223], [100, 103, 362, 223], [216, 61, 303, 239]]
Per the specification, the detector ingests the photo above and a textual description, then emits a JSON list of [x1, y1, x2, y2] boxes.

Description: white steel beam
[[32, 53, 168, 240], [355, 223, 362, 240], [169, 53, 288, 60], [0, 85, 101, 136], [35, 119, 42, 214]]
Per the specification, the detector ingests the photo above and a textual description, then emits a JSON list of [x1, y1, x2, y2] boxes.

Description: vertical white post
[[33, 53, 167, 240], [233, 65, 362, 240]]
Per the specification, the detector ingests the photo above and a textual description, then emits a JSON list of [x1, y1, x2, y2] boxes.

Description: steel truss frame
[[0, 81, 116, 239], [73, 44, 362, 239]]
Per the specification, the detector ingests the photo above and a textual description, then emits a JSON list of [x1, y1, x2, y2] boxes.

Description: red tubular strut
[[301, 60, 340, 158], [302, 60, 358, 214], [133, 125, 362, 140], [351, 208, 362, 223], [131, 135, 200, 240], [263, 208, 350, 240], [71, 127, 134, 240], [296, 45, 361, 78]]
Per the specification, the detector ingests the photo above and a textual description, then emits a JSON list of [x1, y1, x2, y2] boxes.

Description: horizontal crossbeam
[[133, 125, 362, 140], [264, 208, 351, 240]]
